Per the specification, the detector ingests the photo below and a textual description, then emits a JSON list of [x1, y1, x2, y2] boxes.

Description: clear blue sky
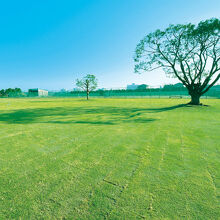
[[0, 0, 219, 91]]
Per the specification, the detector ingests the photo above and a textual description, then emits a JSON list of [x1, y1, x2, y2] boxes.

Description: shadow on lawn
[[146, 103, 190, 112], [0, 104, 187, 125]]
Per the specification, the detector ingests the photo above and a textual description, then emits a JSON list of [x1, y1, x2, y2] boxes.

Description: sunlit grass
[[0, 98, 219, 219]]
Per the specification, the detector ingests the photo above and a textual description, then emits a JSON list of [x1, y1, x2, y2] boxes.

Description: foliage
[[137, 84, 148, 90], [134, 18, 220, 104], [163, 83, 184, 90], [76, 74, 98, 99], [0, 88, 23, 97]]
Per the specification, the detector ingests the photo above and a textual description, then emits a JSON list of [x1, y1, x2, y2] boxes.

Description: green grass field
[[0, 98, 219, 219]]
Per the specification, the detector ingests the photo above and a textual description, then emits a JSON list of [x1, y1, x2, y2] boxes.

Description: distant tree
[[137, 84, 148, 90], [6, 88, 22, 97], [0, 88, 23, 97], [0, 89, 5, 97], [14, 88, 22, 93], [5, 88, 13, 95], [163, 83, 185, 91], [134, 18, 220, 105], [76, 74, 98, 100], [173, 83, 184, 88], [97, 89, 105, 96]]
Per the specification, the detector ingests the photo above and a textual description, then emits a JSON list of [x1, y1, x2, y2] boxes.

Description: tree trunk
[[86, 91, 89, 100], [189, 93, 201, 105]]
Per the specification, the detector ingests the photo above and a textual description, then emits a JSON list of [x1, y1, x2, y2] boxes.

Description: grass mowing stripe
[[0, 98, 219, 219]]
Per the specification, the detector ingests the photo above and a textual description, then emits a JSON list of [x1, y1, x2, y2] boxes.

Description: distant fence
[[49, 89, 220, 99], [1, 88, 219, 99]]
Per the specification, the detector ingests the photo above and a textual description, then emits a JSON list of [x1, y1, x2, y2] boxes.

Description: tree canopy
[[0, 88, 22, 97], [76, 74, 98, 100], [134, 18, 220, 105]]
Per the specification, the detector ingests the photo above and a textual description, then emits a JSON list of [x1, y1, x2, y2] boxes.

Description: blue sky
[[0, 0, 219, 91]]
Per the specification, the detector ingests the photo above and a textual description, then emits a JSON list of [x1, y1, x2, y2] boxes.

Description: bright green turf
[[0, 98, 219, 219]]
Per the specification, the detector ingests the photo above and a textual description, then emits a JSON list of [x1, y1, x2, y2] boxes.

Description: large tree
[[134, 18, 220, 105], [76, 74, 98, 100]]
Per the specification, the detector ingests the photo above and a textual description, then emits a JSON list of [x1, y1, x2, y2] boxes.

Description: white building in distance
[[28, 88, 48, 97]]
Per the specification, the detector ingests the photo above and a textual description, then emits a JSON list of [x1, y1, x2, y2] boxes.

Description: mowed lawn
[[0, 98, 219, 219]]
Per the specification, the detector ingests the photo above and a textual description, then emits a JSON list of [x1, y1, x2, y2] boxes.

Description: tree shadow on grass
[[0, 104, 188, 125], [146, 103, 190, 112]]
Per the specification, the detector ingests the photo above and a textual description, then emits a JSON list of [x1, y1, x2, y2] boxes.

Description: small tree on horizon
[[134, 18, 220, 105], [76, 74, 98, 100]]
